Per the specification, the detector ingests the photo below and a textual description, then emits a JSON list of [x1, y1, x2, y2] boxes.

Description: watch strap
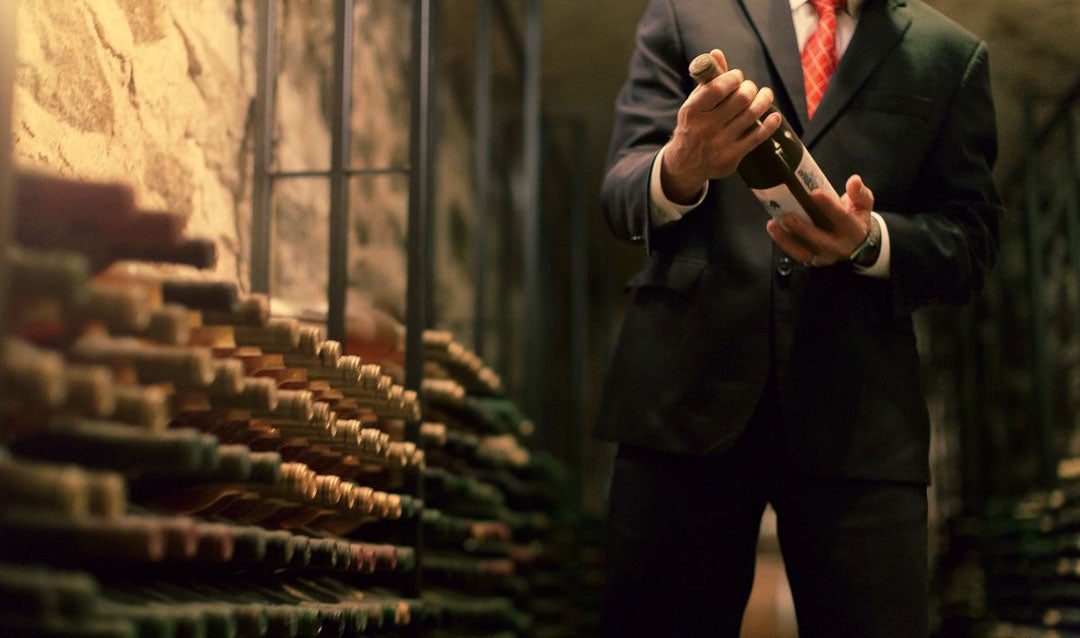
[[849, 215, 882, 267]]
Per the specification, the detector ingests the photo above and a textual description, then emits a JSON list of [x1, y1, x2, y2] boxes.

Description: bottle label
[[752, 184, 811, 225], [751, 149, 837, 226]]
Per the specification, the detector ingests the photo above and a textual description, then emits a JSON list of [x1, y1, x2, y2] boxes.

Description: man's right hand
[[660, 49, 782, 205]]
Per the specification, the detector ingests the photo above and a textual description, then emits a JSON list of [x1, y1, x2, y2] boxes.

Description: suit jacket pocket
[[850, 90, 934, 121], [624, 255, 708, 293]]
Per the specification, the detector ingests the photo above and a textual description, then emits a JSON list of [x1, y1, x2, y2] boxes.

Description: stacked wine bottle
[[952, 458, 1080, 638], [1, 172, 594, 637], [415, 333, 589, 638], [0, 172, 428, 637]]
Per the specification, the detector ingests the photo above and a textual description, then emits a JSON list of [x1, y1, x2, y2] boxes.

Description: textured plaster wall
[[13, 0, 479, 334]]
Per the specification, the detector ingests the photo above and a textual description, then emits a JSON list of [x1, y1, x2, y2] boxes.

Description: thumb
[[846, 175, 874, 210], [710, 49, 728, 74]]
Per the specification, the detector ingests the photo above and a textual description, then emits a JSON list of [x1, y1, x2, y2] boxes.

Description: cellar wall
[[13, 0, 257, 283], [11, 0, 479, 334]]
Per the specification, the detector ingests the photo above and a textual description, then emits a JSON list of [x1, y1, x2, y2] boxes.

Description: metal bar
[[268, 167, 410, 179], [958, 305, 984, 512], [568, 118, 588, 506], [980, 279, 1006, 501], [1039, 163, 1070, 245], [1005, 75, 1080, 190], [404, 0, 435, 598], [326, 0, 355, 344], [406, 0, 433, 405], [0, 0, 14, 352], [250, 0, 278, 294], [1063, 110, 1080, 334], [521, 0, 545, 441], [497, 135, 515, 387], [1022, 102, 1056, 489], [491, 0, 525, 72], [423, 0, 440, 332], [473, 0, 493, 356]]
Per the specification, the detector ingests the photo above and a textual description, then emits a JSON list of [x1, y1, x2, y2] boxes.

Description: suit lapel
[[737, 0, 809, 132], [802, 0, 912, 147]]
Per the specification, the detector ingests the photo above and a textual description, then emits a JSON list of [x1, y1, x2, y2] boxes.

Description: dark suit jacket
[[596, 0, 1002, 483]]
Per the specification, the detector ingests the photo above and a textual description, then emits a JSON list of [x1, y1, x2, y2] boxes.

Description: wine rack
[[0, 171, 589, 637], [939, 459, 1080, 638]]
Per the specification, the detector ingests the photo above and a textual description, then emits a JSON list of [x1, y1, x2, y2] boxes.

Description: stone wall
[[13, 0, 257, 284], [12, 0, 480, 335]]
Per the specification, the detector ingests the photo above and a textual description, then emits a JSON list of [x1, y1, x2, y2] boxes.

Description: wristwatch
[[849, 215, 882, 268]]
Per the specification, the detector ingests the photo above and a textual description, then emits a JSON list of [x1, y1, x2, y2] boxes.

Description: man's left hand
[[766, 175, 874, 267]]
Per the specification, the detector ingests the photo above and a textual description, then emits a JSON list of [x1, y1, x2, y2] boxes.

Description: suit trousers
[[599, 382, 929, 638]]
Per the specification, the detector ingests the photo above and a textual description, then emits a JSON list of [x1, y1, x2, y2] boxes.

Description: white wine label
[[792, 146, 838, 200], [751, 145, 837, 227], [752, 184, 811, 225]]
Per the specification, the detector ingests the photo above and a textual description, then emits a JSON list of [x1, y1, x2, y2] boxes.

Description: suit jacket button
[[777, 257, 793, 277]]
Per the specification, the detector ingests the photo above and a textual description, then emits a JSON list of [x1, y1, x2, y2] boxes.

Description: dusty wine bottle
[[688, 53, 838, 231], [0, 563, 102, 619], [0, 508, 168, 564]]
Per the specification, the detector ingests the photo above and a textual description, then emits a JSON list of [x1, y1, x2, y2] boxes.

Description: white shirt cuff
[[852, 211, 891, 279], [649, 145, 708, 226]]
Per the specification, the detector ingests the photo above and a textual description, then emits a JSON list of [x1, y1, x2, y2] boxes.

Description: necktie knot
[[811, 0, 847, 18]]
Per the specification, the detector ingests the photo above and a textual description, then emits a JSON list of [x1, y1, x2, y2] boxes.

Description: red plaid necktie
[[802, 0, 846, 119]]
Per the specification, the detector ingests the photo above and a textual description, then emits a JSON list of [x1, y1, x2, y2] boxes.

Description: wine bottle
[[111, 385, 171, 431], [0, 458, 127, 519], [689, 53, 838, 231], [233, 318, 303, 351], [93, 598, 209, 638], [160, 280, 240, 313], [61, 365, 117, 419], [0, 338, 68, 412], [421, 509, 513, 547], [423, 588, 527, 634], [15, 173, 217, 271], [0, 509, 168, 564], [11, 418, 220, 474], [69, 334, 217, 389], [112, 235, 218, 270], [200, 294, 271, 327], [0, 563, 102, 620], [82, 282, 155, 335], [345, 306, 406, 369], [421, 330, 503, 395], [7, 246, 91, 308]]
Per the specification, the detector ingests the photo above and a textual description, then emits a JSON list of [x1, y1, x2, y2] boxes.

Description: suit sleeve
[[879, 41, 1003, 315], [600, 0, 690, 252]]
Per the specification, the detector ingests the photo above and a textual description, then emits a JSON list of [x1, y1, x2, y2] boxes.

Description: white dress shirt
[[647, 0, 891, 277]]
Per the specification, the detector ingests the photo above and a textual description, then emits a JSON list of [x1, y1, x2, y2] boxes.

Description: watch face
[[850, 217, 881, 264], [854, 238, 881, 266]]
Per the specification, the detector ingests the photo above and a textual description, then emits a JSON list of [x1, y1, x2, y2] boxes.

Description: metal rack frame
[[0, 1, 13, 343], [249, 0, 437, 598], [249, 0, 546, 401], [1021, 102, 1056, 489], [521, 0, 546, 436], [0, 1, 13, 407], [472, 0, 492, 358], [955, 80, 1080, 501], [250, 0, 416, 346], [1013, 88, 1080, 490], [247, 0, 549, 592]]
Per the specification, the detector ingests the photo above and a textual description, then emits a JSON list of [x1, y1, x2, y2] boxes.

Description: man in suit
[[597, 0, 1002, 636]]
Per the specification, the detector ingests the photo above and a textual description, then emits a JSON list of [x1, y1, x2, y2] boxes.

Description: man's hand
[[661, 49, 782, 204], [766, 175, 875, 267]]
